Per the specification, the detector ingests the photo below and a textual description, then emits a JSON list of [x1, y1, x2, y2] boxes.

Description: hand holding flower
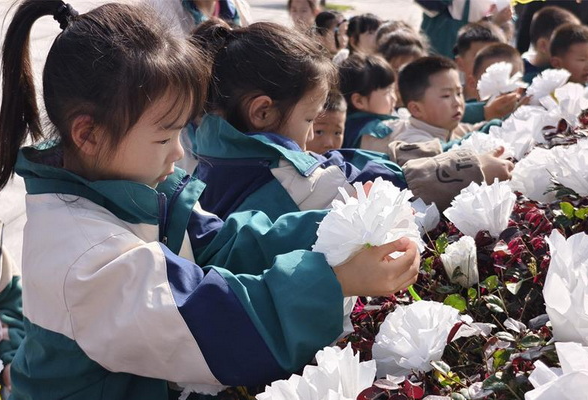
[[333, 238, 420, 297]]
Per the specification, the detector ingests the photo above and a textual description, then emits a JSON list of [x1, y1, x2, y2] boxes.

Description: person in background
[[522, 6, 580, 83], [465, 43, 527, 122], [145, 0, 250, 34], [288, 0, 320, 30], [550, 23, 588, 86], [307, 91, 347, 154], [314, 11, 348, 58], [377, 28, 428, 75], [347, 13, 382, 55], [453, 21, 505, 100]]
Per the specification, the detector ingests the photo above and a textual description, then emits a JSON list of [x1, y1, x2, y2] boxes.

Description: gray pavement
[[0, 0, 423, 269]]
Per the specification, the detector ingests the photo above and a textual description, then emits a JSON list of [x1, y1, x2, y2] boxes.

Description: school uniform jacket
[[193, 114, 407, 221], [10, 144, 344, 400]]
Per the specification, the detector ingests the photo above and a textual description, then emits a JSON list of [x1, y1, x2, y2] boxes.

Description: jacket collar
[[195, 114, 319, 176], [15, 143, 199, 226]]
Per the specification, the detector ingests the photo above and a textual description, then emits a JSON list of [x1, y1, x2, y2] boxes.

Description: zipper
[[159, 174, 192, 245], [158, 193, 168, 245]]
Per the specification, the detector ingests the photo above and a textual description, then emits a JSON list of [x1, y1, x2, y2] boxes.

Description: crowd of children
[[0, 0, 587, 399]]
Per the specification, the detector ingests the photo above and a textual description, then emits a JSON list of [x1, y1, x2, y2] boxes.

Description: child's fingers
[[374, 237, 414, 259]]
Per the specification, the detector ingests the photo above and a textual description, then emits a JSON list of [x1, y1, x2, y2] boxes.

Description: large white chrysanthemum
[[525, 342, 588, 400], [313, 177, 424, 266], [372, 301, 460, 377], [443, 180, 516, 238], [449, 131, 514, 158], [477, 61, 527, 101], [256, 344, 376, 400], [526, 68, 571, 106], [509, 147, 558, 203], [544, 230, 588, 345], [550, 140, 588, 196], [440, 235, 479, 288]]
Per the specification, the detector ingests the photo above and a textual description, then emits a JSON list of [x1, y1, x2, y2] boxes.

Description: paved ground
[[0, 0, 423, 269]]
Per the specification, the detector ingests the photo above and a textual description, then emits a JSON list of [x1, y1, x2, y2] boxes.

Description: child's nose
[[171, 136, 185, 163]]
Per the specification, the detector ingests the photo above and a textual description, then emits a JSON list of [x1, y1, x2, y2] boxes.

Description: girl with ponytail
[[0, 2, 419, 399]]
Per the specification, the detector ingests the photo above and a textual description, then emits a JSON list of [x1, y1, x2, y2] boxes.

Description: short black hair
[[324, 90, 347, 113], [530, 6, 580, 46], [453, 21, 505, 56], [550, 23, 588, 58], [376, 20, 415, 45], [338, 53, 395, 113], [347, 13, 381, 52], [377, 29, 428, 63], [473, 43, 523, 77], [398, 56, 457, 104], [315, 11, 342, 36]]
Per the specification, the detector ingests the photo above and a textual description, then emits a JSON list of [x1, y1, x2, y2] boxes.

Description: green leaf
[[467, 287, 477, 300], [423, 256, 434, 273], [484, 294, 506, 313], [506, 281, 522, 295], [481, 275, 500, 291], [436, 233, 449, 254], [482, 374, 508, 391], [444, 294, 467, 312], [560, 202, 575, 219], [575, 207, 588, 220], [492, 349, 512, 370], [521, 334, 543, 348]]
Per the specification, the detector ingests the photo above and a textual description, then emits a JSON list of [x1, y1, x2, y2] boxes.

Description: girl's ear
[[70, 115, 100, 156], [350, 92, 368, 111], [247, 95, 278, 131]]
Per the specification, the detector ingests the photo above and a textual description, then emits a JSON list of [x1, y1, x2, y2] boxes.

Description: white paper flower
[[449, 131, 514, 158], [477, 61, 527, 101], [443, 180, 516, 238], [313, 177, 424, 266], [543, 230, 588, 345], [527, 69, 571, 106], [440, 236, 479, 288], [550, 140, 588, 196], [525, 342, 588, 400], [256, 344, 376, 400], [509, 147, 558, 203], [540, 82, 588, 128], [411, 198, 440, 235], [372, 301, 460, 377], [178, 383, 227, 399]]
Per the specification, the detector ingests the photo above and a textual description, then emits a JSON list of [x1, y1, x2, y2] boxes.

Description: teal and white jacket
[[193, 114, 406, 221], [10, 144, 344, 400]]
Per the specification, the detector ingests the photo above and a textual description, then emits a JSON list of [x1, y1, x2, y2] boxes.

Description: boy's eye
[[158, 139, 171, 145], [315, 130, 324, 136], [335, 131, 342, 136]]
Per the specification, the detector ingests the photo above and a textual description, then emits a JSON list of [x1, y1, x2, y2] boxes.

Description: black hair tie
[[54, 2, 78, 30]]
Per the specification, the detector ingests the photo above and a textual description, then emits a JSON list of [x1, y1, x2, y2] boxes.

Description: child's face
[[278, 85, 328, 151], [289, 0, 316, 29], [319, 18, 348, 55], [552, 42, 588, 84], [307, 110, 346, 153], [457, 41, 493, 77], [98, 93, 188, 187], [366, 85, 397, 115], [410, 69, 465, 131], [353, 30, 378, 54]]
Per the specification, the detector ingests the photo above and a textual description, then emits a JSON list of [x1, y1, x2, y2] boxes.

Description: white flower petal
[[527, 69, 571, 106], [440, 236, 479, 287], [443, 180, 516, 238], [477, 61, 527, 101]]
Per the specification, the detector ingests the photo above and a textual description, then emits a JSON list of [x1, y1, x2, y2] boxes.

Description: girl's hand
[[478, 146, 514, 184], [334, 238, 420, 297]]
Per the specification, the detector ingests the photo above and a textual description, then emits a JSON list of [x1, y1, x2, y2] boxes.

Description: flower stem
[[408, 285, 422, 301]]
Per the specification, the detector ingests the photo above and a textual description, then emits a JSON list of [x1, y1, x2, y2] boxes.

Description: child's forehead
[[565, 41, 588, 55], [427, 69, 460, 87]]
